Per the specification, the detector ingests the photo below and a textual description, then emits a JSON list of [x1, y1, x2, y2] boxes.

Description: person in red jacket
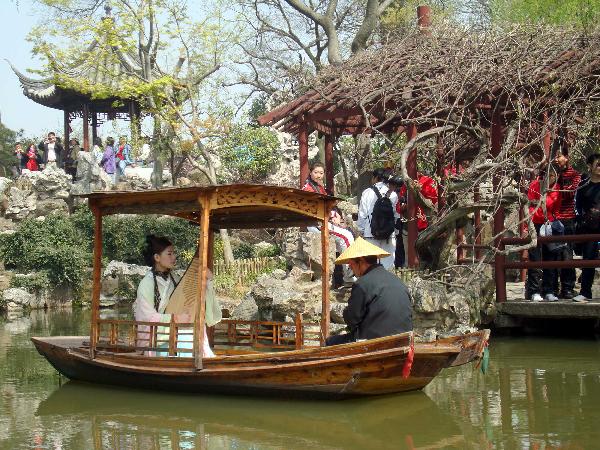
[[397, 174, 438, 232], [302, 162, 356, 284], [525, 165, 562, 302]]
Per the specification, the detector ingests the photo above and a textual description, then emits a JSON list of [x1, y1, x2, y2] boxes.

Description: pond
[[1, 309, 599, 449]]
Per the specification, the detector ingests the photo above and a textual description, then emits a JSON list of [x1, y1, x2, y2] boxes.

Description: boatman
[[326, 237, 413, 346]]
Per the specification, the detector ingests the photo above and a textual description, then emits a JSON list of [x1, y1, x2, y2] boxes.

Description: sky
[[0, 0, 64, 139]]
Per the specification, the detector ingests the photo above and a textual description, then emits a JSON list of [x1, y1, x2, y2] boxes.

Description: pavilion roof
[[10, 16, 162, 112], [258, 26, 600, 138]]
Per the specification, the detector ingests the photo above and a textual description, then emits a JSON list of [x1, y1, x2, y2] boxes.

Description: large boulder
[[264, 130, 319, 187], [0, 177, 13, 211], [72, 151, 113, 195], [4, 186, 37, 220], [1, 288, 36, 311], [229, 293, 259, 320], [20, 164, 72, 200], [279, 229, 336, 279]]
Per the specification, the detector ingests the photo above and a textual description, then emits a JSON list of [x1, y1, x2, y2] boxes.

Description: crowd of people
[[12, 132, 152, 181], [301, 153, 599, 303], [526, 151, 600, 303]]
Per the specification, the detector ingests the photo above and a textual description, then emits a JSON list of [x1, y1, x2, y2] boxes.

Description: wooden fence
[[213, 257, 283, 283]]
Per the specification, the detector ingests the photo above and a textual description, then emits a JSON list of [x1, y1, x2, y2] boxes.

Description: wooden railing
[[94, 313, 320, 356], [213, 257, 282, 283]]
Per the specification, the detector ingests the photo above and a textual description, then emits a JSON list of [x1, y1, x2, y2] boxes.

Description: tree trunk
[[220, 229, 235, 264]]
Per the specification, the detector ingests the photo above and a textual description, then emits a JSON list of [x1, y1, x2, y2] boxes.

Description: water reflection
[[2, 310, 600, 449], [35, 383, 463, 450]]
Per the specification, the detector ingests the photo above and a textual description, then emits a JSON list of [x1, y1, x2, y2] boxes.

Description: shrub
[[255, 244, 281, 258], [232, 242, 255, 259], [10, 271, 50, 293]]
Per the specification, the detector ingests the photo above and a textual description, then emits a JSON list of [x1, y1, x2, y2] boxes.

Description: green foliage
[[219, 125, 280, 182], [255, 244, 281, 258], [10, 271, 50, 293], [490, 0, 600, 28], [232, 242, 255, 259], [248, 94, 269, 126], [0, 205, 200, 294], [0, 122, 24, 178], [0, 213, 91, 293]]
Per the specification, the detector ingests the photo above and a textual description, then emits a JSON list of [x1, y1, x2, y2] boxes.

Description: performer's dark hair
[[143, 235, 173, 267]]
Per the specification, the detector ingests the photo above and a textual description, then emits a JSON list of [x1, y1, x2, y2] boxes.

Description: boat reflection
[[36, 382, 464, 450]]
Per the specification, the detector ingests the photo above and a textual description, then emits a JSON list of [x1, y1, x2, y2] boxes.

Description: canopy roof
[[259, 27, 600, 139], [81, 184, 336, 229], [10, 13, 161, 112]]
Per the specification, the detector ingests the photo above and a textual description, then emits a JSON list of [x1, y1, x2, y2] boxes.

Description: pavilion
[[9, 5, 159, 150]]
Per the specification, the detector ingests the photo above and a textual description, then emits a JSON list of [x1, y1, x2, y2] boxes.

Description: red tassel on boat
[[402, 335, 414, 379]]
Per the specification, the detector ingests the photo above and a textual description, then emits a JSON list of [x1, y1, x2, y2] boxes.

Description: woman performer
[[302, 162, 356, 284], [134, 235, 215, 357]]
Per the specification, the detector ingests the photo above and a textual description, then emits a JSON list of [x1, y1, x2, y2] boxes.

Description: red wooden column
[[91, 112, 98, 148], [298, 123, 309, 188], [406, 124, 419, 268], [82, 104, 90, 151], [63, 110, 70, 155], [324, 133, 335, 193], [417, 5, 432, 32], [474, 187, 483, 261], [492, 111, 507, 302]]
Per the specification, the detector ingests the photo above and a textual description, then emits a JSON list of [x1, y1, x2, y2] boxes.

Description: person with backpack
[[357, 168, 399, 269], [302, 162, 356, 284]]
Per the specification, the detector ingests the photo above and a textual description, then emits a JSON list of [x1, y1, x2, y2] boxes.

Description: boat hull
[[31, 331, 489, 398]]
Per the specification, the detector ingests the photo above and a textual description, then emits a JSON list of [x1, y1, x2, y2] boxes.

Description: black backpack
[[369, 186, 395, 240]]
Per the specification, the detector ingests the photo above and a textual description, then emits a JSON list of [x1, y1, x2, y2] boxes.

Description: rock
[[72, 151, 113, 194], [1, 288, 35, 310], [0, 217, 16, 232], [229, 293, 259, 320], [0, 177, 13, 210], [249, 273, 323, 322], [5, 187, 37, 220], [330, 302, 346, 324], [264, 130, 319, 188], [289, 266, 313, 282], [279, 231, 336, 279], [36, 199, 69, 217], [270, 268, 287, 280], [101, 261, 148, 303]]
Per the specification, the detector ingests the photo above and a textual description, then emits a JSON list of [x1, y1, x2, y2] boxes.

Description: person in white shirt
[[38, 132, 64, 169], [92, 137, 104, 165], [357, 168, 400, 269]]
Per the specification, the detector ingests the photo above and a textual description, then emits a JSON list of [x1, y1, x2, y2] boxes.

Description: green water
[[1, 309, 599, 449]]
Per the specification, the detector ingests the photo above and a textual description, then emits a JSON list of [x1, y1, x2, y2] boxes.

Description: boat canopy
[[79, 184, 337, 229]]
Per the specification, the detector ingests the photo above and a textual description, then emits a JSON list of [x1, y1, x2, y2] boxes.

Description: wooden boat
[[32, 184, 489, 398]]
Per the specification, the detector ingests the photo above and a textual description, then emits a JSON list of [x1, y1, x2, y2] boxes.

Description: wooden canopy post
[[89, 202, 103, 359], [82, 104, 90, 151], [417, 5, 432, 31], [491, 111, 507, 303], [324, 133, 335, 193], [298, 122, 309, 188], [406, 124, 419, 268], [320, 203, 331, 345], [194, 195, 211, 370]]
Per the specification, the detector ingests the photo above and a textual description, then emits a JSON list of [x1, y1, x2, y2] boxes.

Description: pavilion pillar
[[63, 110, 70, 156], [82, 104, 90, 151], [298, 123, 309, 188], [406, 124, 419, 268], [324, 133, 335, 193], [91, 112, 98, 147], [491, 111, 507, 303]]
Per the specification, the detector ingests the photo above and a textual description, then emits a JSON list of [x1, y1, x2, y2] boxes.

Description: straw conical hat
[[335, 237, 391, 264]]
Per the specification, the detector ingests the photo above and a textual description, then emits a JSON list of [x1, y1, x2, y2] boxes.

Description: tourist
[[388, 175, 406, 268], [13, 143, 24, 176], [525, 164, 562, 302], [554, 147, 581, 299], [134, 235, 214, 357], [325, 237, 413, 346], [100, 137, 117, 183], [573, 153, 600, 303], [115, 135, 134, 179], [63, 138, 80, 180], [357, 168, 399, 269], [302, 162, 356, 284], [92, 137, 104, 165], [25, 144, 40, 171], [38, 131, 63, 169]]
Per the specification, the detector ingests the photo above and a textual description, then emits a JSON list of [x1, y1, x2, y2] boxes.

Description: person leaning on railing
[[134, 235, 215, 357], [573, 153, 600, 303], [525, 164, 562, 302]]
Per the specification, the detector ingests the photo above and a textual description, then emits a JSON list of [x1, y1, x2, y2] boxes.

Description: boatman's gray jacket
[[343, 264, 413, 339]]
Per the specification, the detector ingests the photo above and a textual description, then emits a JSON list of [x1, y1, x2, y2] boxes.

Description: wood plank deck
[[495, 282, 600, 327]]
